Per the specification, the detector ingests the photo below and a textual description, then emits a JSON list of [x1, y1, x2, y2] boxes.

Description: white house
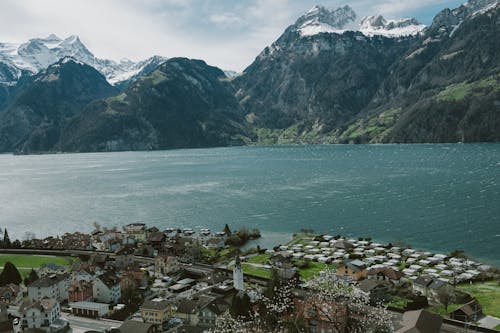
[[20, 297, 61, 331], [28, 274, 70, 302], [93, 272, 121, 304]]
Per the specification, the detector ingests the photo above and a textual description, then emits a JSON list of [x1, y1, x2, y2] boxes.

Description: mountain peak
[[295, 5, 357, 36], [360, 15, 425, 37]]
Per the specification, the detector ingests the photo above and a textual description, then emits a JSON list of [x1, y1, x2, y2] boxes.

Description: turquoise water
[[0, 144, 499, 265]]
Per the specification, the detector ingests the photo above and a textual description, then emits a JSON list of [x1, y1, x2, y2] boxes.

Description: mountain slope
[[56, 58, 248, 152], [0, 58, 117, 152], [337, 1, 500, 143], [234, 5, 419, 143]]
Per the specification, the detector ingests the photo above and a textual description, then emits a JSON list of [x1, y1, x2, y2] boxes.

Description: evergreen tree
[[2, 228, 10, 248], [230, 291, 252, 319], [24, 269, 39, 286], [223, 224, 232, 236], [0, 262, 22, 286]]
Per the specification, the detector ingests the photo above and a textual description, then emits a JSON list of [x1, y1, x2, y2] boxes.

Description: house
[[93, 272, 121, 304], [367, 267, 404, 286], [140, 298, 172, 325], [450, 299, 483, 322], [412, 276, 434, 296], [427, 280, 448, 304], [336, 260, 367, 281], [120, 271, 148, 291], [120, 320, 159, 333], [270, 253, 297, 280], [176, 294, 229, 329], [123, 223, 147, 243], [0, 284, 21, 305], [72, 266, 97, 283], [37, 263, 67, 278], [0, 303, 13, 333], [396, 310, 442, 333], [147, 232, 165, 250], [115, 246, 135, 268], [19, 298, 61, 331], [154, 256, 179, 276], [27, 274, 70, 302], [70, 301, 110, 318], [68, 281, 93, 302], [358, 279, 392, 303]]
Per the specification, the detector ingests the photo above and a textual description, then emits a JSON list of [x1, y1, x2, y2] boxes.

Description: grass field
[[457, 281, 500, 318], [242, 264, 272, 279], [298, 262, 334, 281], [0, 254, 77, 278]]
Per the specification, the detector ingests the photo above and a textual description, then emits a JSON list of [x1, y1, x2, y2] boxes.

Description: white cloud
[[0, 0, 465, 71]]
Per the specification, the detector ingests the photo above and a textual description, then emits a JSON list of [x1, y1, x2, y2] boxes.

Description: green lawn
[[427, 304, 463, 317], [387, 296, 411, 310], [242, 264, 272, 279], [247, 254, 271, 265], [0, 254, 77, 278], [457, 281, 500, 318], [298, 262, 334, 281]]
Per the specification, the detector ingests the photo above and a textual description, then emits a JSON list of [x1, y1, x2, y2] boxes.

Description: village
[[0, 223, 498, 333]]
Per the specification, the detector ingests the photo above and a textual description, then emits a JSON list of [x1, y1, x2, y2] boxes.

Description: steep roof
[[368, 267, 404, 280], [413, 276, 433, 287], [396, 310, 442, 333], [97, 272, 120, 288], [28, 274, 69, 288], [141, 299, 170, 311]]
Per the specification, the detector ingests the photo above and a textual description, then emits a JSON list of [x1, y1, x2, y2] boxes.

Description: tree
[[0, 262, 22, 286], [24, 269, 39, 286], [437, 285, 456, 313], [2, 228, 11, 248], [230, 292, 252, 319], [305, 269, 394, 333], [224, 224, 232, 236]]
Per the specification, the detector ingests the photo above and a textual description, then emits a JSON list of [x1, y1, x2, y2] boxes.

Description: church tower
[[233, 256, 245, 291]]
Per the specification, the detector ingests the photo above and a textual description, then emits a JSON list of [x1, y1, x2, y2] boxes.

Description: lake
[[0, 144, 499, 265]]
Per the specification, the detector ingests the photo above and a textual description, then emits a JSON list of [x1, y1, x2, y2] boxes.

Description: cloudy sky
[[0, 0, 465, 71]]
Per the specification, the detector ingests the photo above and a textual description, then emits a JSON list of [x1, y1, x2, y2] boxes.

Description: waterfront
[[0, 144, 499, 264]]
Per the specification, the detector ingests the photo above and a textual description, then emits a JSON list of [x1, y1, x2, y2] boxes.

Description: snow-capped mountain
[[294, 5, 426, 38], [0, 34, 167, 86], [360, 16, 426, 37]]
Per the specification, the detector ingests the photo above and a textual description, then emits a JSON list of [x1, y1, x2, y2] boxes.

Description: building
[[37, 263, 67, 278], [450, 299, 483, 322], [176, 294, 229, 329], [120, 320, 159, 333], [233, 256, 244, 291], [70, 301, 109, 318], [123, 223, 147, 243], [358, 279, 392, 303], [0, 284, 21, 305], [93, 272, 121, 304], [367, 267, 404, 286], [412, 276, 434, 297], [396, 310, 442, 333], [27, 274, 70, 302], [68, 281, 93, 302], [115, 246, 136, 268], [120, 271, 148, 291], [19, 298, 61, 331], [140, 298, 172, 325], [0, 303, 13, 333], [154, 256, 179, 276], [336, 260, 367, 281]]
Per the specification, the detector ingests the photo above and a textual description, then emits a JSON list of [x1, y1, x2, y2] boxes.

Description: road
[[62, 314, 120, 333]]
